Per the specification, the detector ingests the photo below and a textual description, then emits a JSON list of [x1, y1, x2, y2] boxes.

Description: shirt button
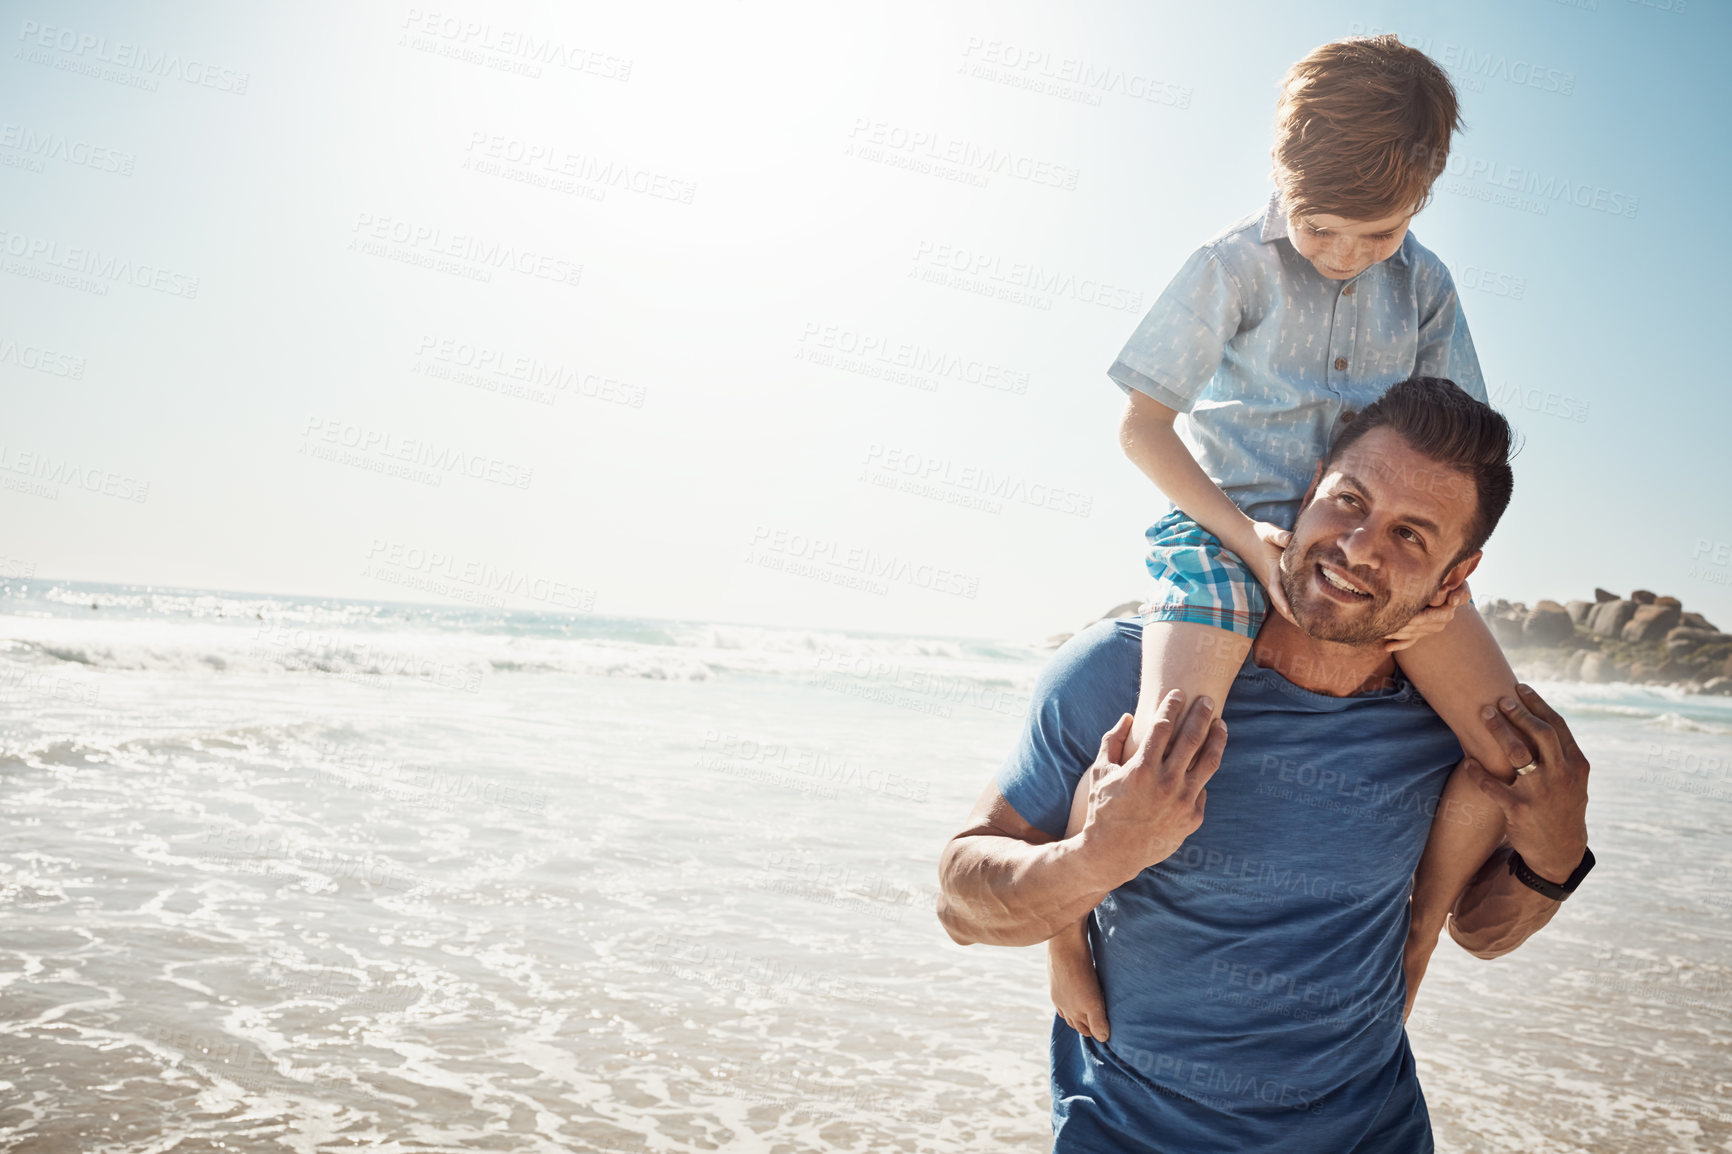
[[1342, 409, 1358, 423], [1343, 284, 1355, 296], [1334, 357, 1348, 371]]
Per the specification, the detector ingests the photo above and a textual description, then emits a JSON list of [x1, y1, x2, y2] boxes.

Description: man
[[936, 378, 1593, 1152]]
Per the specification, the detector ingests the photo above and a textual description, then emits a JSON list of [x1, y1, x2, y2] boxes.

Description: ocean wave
[[1641, 711, 1731, 735], [0, 600, 1045, 691]]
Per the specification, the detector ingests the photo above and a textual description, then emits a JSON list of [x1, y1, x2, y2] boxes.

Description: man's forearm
[[1447, 846, 1565, 958], [937, 833, 1120, 948]]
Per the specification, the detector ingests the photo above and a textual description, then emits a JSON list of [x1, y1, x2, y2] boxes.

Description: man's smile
[[1316, 561, 1374, 601]]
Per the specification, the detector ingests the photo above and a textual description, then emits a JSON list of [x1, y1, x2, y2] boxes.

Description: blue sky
[[2, 0, 1727, 640]]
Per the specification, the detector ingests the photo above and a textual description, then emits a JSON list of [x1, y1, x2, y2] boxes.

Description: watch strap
[[1508, 846, 1595, 901]]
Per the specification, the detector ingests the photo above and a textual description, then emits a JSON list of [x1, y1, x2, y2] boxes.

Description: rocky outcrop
[[1667, 627, 1723, 656], [1622, 603, 1681, 643], [1523, 601, 1576, 646], [1589, 599, 1637, 638], [1482, 588, 1732, 690]]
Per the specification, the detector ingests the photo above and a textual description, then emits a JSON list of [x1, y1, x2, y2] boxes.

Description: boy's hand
[[1246, 521, 1298, 626], [1381, 582, 1471, 652]]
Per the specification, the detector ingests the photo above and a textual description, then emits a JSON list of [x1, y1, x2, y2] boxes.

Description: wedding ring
[[1514, 760, 1539, 777]]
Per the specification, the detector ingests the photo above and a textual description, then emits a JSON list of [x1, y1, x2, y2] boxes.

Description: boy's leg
[[1393, 606, 1533, 1014], [1047, 619, 1250, 1042]]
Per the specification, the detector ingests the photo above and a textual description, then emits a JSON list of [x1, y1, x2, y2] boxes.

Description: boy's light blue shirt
[[1109, 190, 1487, 529]]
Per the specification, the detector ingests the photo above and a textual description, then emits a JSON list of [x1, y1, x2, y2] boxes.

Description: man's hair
[[1322, 377, 1514, 564], [1272, 35, 1463, 221]]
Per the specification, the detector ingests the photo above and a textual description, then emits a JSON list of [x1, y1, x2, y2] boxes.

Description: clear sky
[[3, 0, 1728, 641]]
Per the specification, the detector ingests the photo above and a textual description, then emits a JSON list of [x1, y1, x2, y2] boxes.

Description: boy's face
[[1285, 205, 1413, 280]]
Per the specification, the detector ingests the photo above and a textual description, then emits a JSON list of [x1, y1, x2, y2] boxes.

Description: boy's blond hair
[[1272, 35, 1463, 221]]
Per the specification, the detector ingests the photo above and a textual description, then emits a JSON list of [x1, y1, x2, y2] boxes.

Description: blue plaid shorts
[[1140, 509, 1267, 640]]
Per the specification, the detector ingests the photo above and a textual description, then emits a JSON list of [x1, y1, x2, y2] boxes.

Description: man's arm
[[935, 781, 1116, 948], [1445, 684, 1591, 958], [937, 697, 1227, 948]]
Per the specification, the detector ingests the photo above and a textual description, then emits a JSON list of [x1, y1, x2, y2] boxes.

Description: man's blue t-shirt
[[995, 618, 1464, 1153]]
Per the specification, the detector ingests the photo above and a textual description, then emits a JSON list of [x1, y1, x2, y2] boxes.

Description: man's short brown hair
[[1271, 35, 1463, 221], [1323, 377, 1514, 565]]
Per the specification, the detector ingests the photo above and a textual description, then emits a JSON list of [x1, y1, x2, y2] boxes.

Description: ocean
[[1, 579, 1729, 1153]]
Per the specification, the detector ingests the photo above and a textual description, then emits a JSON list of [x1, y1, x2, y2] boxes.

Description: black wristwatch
[[1507, 846, 1595, 901]]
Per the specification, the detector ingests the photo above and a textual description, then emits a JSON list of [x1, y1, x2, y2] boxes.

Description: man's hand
[[1079, 691, 1229, 890], [1458, 684, 1590, 882], [1381, 582, 1471, 653]]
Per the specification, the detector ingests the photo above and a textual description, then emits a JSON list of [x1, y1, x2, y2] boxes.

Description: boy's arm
[[1445, 847, 1567, 958], [1120, 391, 1294, 621]]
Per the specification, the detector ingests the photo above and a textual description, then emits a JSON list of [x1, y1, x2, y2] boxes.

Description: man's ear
[[1438, 551, 1481, 598]]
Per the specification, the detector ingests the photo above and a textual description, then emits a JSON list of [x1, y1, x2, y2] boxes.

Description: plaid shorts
[[1140, 509, 1267, 640]]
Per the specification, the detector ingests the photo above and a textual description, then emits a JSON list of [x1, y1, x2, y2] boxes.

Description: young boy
[[1047, 35, 1541, 1040]]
